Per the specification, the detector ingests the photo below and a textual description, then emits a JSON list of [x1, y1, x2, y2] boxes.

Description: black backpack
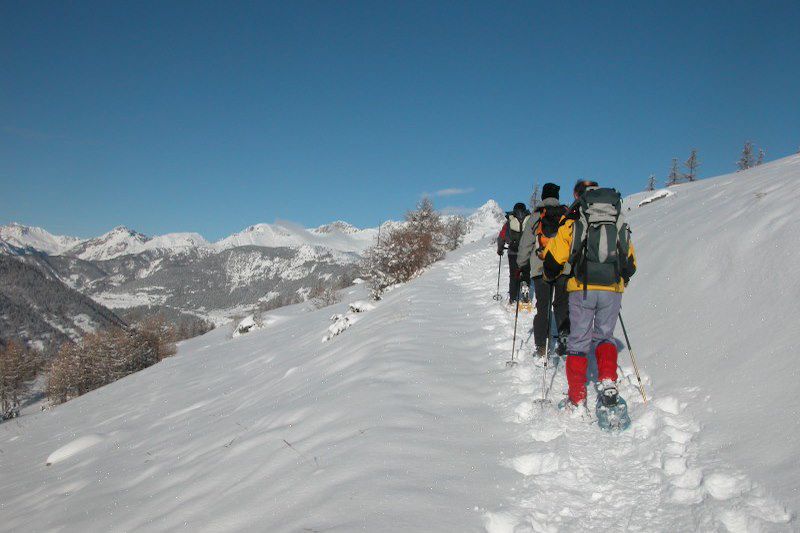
[[568, 188, 631, 293], [505, 211, 530, 247]]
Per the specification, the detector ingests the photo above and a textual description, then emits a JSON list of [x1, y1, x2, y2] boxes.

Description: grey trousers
[[566, 290, 622, 357]]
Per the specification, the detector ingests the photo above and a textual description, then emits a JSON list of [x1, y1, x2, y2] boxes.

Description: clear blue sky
[[2, 1, 799, 240]]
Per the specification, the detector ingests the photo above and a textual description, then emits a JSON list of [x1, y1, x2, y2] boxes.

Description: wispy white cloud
[[422, 187, 475, 198]]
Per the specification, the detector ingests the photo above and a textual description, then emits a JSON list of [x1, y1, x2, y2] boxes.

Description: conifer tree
[[529, 183, 539, 211], [666, 158, 683, 187], [647, 175, 656, 191], [684, 149, 700, 181], [756, 148, 765, 166], [737, 141, 755, 171]]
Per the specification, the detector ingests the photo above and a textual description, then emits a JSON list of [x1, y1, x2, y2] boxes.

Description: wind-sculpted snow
[[1, 237, 794, 531], [623, 153, 800, 513]]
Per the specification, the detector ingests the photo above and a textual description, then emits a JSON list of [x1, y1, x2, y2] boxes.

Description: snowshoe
[[595, 381, 631, 431]]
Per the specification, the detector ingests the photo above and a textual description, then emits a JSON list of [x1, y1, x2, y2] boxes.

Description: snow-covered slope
[[2, 160, 798, 531], [0, 222, 83, 255], [622, 153, 800, 515], [1, 176, 796, 531]]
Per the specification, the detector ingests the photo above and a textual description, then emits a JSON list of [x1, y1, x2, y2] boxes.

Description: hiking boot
[[535, 345, 547, 358]]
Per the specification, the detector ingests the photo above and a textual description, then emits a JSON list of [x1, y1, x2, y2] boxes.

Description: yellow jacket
[[542, 218, 636, 293]]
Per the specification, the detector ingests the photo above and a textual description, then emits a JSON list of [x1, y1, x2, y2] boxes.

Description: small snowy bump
[[510, 453, 561, 477], [704, 471, 751, 501], [662, 441, 686, 456], [630, 409, 660, 439], [663, 425, 694, 444], [672, 468, 704, 490], [482, 511, 519, 533], [654, 395, 684, 415], [669, 486, 705, 505], [529, 427, 564, 443], [663, 456, 687, 476], [716, 509, 757, 533], [347, 300, 375, 313], [514, 402, 532, 422], [46, 435, 105, 466]]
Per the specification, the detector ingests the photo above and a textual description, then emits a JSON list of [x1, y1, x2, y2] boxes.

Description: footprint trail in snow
[[447, 246, 793, 532]]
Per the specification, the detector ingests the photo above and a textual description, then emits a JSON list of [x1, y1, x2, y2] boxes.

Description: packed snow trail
[[447, 247, 792, 532], [0, 241, 794, 531]]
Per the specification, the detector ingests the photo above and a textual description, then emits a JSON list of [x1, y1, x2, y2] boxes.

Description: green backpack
[[568, 188, 631, 292]]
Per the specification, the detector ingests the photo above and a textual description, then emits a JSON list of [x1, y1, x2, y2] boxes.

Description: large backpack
[[506, 211, 530, 248], [534, 204, 567, 257], [568, 188, 630, 292]]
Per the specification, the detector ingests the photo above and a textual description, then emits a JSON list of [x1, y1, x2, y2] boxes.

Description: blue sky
[[2, 1, 799, 240]]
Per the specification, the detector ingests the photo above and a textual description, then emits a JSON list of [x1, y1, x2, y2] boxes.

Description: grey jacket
[[516, 197, 563, 278]]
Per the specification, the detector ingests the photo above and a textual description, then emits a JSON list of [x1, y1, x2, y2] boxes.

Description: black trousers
[[532, 275, 569, 348], [507, 255, 530, 301]]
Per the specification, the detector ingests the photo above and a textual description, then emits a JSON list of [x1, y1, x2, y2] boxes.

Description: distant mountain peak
[[0, 222, 83, 255], [313, 221, 360, 234]]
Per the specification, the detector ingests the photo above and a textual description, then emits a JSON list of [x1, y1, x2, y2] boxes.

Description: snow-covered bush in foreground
[[322, 300, 375, 342]]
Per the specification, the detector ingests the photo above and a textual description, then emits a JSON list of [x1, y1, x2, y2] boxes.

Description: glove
[[497, 249, 504, 256]]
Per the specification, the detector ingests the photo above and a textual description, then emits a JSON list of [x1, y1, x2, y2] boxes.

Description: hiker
[[496, 202, 531, 304], [517, 183, 570, 358], [541, 180, 637, 413]]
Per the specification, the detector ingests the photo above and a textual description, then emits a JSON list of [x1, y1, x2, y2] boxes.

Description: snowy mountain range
[[2, 200, 504, 262], [0, 202, 506, 332], [1, 156, 797, 531]]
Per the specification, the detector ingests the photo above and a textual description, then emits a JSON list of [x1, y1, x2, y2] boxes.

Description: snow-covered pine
[[737, 140, 756, 170]]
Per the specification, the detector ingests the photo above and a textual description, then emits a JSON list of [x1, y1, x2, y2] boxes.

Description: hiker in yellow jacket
[[542, 180, 637, 415]]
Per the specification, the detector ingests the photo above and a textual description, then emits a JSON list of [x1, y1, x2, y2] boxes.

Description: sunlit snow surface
[[1, 157, 798, 531]]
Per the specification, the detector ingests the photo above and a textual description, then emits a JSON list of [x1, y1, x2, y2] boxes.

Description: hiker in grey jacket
[[517, 183, 570, 358], [497, 202, 531, 304]]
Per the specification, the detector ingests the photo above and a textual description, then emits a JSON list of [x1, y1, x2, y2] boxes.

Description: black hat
[[513, 202, 527, 212], [541, 183, 560, 200]]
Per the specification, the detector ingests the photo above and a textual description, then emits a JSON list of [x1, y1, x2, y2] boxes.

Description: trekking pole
[[507, 285, 523, 367], [493, 251, 504, 301], [618, 312, 647, 404], [536, 282, 555, 405]]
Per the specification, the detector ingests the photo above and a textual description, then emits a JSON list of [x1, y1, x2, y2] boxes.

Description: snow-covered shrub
[[362, 198, 448, 299], [321, 301, 376, 342]]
